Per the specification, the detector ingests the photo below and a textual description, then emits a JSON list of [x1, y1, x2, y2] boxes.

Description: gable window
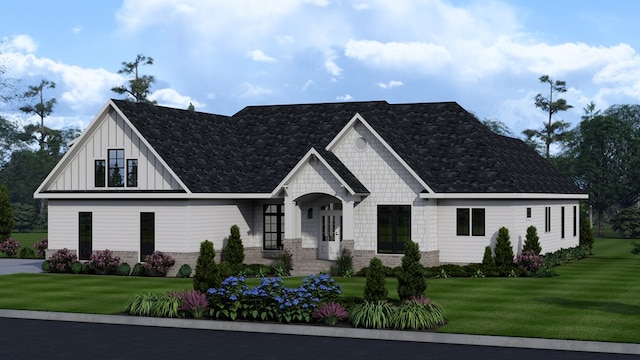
[[377, 205, 411, 254], [94, 160, 106, 187], [264, 204, 284, 250], [127, 159, 138, 187], [108, 149, 125, 187], [456, 208, 485, 236], [78, 212, 92, 260], [140, 212, 155, 260], [545, 207, 551, 232]]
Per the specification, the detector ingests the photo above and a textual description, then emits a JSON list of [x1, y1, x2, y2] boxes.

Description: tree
[[482, 119, 514, 137], [193, 240, 220, 293], [580, 218, 595, 254], [19, 80, 56, 151], [111, 54, 156, 103], [0, 116, 22, 167], [223, 224, 245, 273], [363, 257, 388, 301], [522, 226, 542, 255], [610, 207, 640, 239], [523, 75, 574, 158], [482, 246, 495, 267], [0, 185, 14, 240], [397, 239, 427, 300], [494, 227, 514, 267], [12, 202, 36, 232]]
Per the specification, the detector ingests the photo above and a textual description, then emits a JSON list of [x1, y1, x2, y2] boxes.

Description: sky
[[2, 0, 640, 139]]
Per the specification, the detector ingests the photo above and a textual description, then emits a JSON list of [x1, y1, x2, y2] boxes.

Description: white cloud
[[1, 34, 38, 53], [344, 40, 452, 72], [377, 80, 403, 89], [237, 82, 273, 98], [247, 49, 276, 62], [336, 94, 353, 101], [148, 88, 204, 109], [302, 79, 316, 91]]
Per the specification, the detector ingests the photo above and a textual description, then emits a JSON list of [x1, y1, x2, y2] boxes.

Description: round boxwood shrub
[[132, 263, 145, 276], [41, 260, 50, 272], [118, 263, 131, 276], [177, 264, 192, 278], [19, 247, 36, 259], [71, 261, 83, 274]]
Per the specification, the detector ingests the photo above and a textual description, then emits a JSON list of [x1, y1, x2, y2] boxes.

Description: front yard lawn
[[0, 238, 638, 343]]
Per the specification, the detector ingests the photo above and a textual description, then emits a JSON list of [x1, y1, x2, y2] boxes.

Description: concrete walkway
[[0, 258, 43, 275]]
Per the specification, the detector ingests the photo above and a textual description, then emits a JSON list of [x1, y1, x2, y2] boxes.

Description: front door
[[319, 203, 342, 260]]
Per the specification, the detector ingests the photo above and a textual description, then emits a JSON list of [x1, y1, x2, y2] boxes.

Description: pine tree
[[193, 240, 220, 293], [494, 227, 514, 267], [0, 185, 14, 241], [522, 225, 542, 255], [397, 239, 427, 300], [364, 257, 388, 301], [223, 224, 245, 273]]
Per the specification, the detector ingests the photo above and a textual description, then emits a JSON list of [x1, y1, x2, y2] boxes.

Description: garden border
[[0, 309, 638, 355]]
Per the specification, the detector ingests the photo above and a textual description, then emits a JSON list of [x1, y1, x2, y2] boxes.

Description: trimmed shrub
[[223, 225, 245, 273], [18, 247, 36, 259], [118, 263, 131, 276], [580, 218, 595, 253], [330, 248, 354, 277], [33, 239, 48, 258], [143, 251, 175, 276], [132, 263, 145, 276], [48, 248, 78, 273], [88, 249, 121, 275], [218, 261, 233, 279], [71, 261, 83, 274], [312, 302, 349, 325], [177, 264, 192, 278], [271, 248, 293, 276], [514, 250, 545, 274], [364, 257, 388, 301], [41, 260, 50, 272], [397, 239, 427, 300], [494, 227, 514, 267], [0, 238, 20, 257], [522, 225, 542, 255], [482, 246, 495, 267], [193, 240, 220, 292]]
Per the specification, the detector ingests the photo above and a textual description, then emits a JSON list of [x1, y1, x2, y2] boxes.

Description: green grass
[[0, 232, 48, 258], [0, 238, 639, 343]]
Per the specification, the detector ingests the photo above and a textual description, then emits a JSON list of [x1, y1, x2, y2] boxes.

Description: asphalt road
[[0, 317, 637, 360]]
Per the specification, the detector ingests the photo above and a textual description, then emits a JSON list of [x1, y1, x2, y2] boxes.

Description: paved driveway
[[0, 258, 44, 275]]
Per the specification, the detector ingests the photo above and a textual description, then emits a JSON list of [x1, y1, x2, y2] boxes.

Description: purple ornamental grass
[[407, 295, 433, 306], [0, 238, 21, 257], [311, 302, 349, 325], [171, 290, 208, 318]]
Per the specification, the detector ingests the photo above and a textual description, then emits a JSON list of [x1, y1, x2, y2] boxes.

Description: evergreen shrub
[[193, 240, 220, 292], [494, 227, 514, 267], [118, 263, 131, 276], [522, 226, 542, 255], [363, 257, 387, 301], [482, 246, 494, 267], [397, 239, 427, 300], [580, 218, 595, 253], [18, 247, 36, 259], [223, 225, 245, 273], [177, 264, 192, 278]]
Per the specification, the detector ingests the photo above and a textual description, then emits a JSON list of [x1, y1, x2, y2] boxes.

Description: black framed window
[[127, 159, 138, 187], [472, 208, 486, 236], [108, 149, 125, 187], [95, 160, 105, 187], [140, 212, 155, 260], [78, 212, 92, 260], [264, 204, 284, 250], [545, 207, 551, 232], [573, 206, 577, 237], [456, 208, 470, 236], [561, 206, 565, 239], [377, 205, 411, 254], [526, 207, 532, 219]]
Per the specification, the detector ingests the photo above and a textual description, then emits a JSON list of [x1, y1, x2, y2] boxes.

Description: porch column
[[283, 195, 298, 240], [342, 199, 355, 242]]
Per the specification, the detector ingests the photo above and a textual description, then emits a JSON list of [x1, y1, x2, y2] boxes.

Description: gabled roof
[[112, 99, 582, 195]]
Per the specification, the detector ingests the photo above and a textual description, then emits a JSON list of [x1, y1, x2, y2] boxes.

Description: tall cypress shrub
[[364, 257, 388, 301], [223, 224, 245, 273], [580, 218, 595, 254], [397, 239, 427, 300], [193, 240, 220, 293], [522, 225, 542, 255], [494, 227, 514, 267], [0, 185, 14, 241]]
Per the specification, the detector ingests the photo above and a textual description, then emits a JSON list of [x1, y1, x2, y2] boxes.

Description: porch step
[[291, 259, 335, 276]]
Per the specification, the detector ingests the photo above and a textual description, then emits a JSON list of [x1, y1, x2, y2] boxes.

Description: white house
[[34, 99, 588, 274]]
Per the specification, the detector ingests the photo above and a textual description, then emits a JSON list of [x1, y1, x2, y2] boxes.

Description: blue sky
[[2, 0, 640, 140]]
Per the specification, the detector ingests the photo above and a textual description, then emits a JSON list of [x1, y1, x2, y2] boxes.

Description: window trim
[[108, 149, 125, 187], [127, 159, 138, 187], [545, 207, 551, 233], [263, 204, 284, 250], [140, 212, 155, 261], [456, 207, 485, 237], [78, 212, 92, 260]]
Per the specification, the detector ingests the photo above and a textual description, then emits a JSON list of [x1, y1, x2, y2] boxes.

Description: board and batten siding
[[44, 108, 181, 192], [331, 122, 434, 253], [437, 199, 580, 264], [47, 199, 253, 259]]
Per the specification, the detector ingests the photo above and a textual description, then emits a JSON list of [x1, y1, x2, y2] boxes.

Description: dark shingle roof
[[112, 99, 581, 195]]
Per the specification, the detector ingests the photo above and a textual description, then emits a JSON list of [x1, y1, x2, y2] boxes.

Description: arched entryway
[[319, 202, 342, 260]]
